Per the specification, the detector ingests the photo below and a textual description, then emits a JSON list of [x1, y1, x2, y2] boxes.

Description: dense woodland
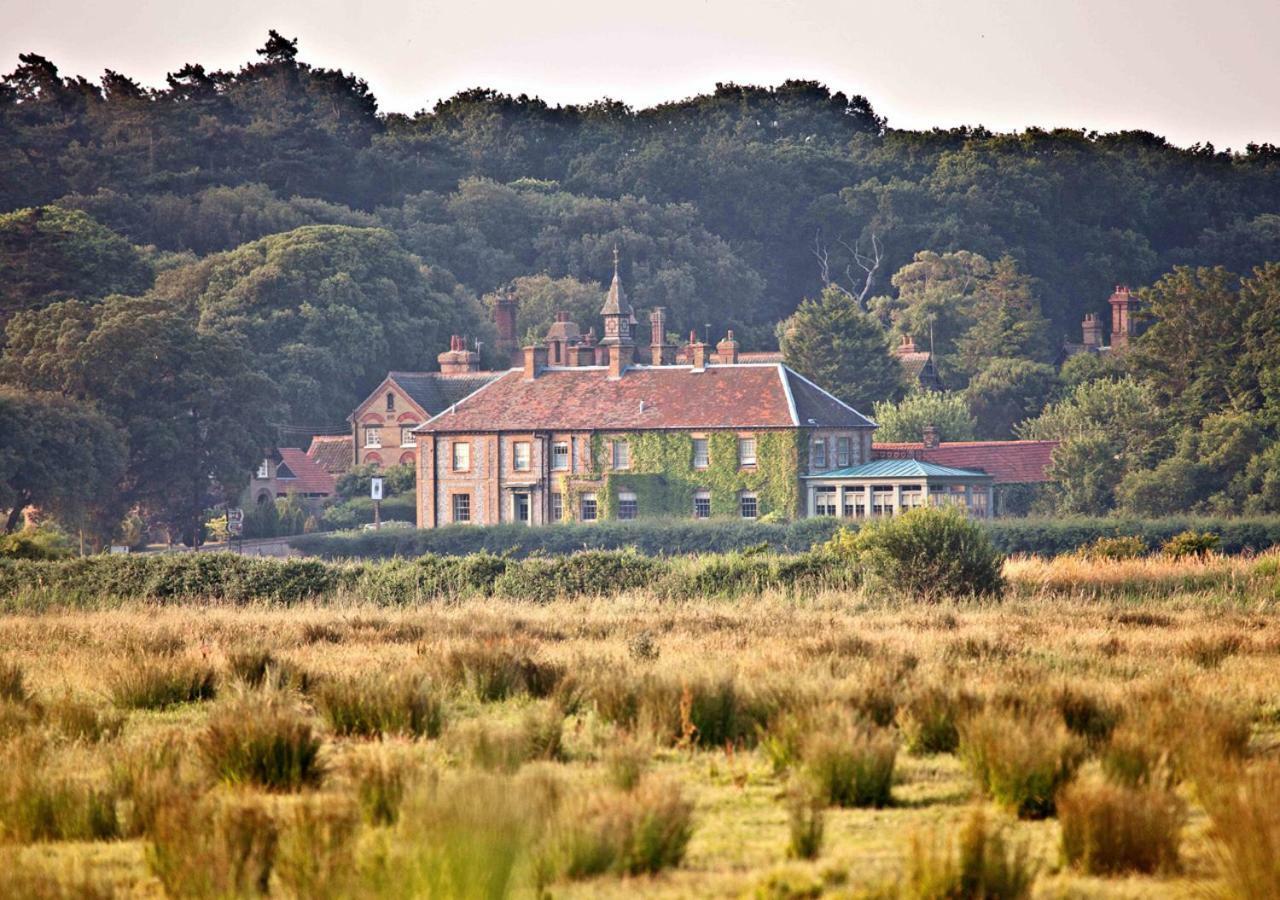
[[2, 31, 1279, 544]]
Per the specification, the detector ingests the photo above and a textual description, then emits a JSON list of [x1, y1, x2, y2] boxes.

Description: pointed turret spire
[[599, 245, 633, 347]]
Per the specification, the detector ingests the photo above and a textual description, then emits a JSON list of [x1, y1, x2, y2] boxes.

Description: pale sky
[[4, 0, 1278, 150]]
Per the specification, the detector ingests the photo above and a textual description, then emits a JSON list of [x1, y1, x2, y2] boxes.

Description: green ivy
[[578, 430, 802, 521]]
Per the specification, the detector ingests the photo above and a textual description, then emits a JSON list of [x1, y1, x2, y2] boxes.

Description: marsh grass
[[108, 655, 217, 710], [315, 673, 445, 738], [147, 792, 279, 899], [0, 739, 121, 842], [434, 640, 564, 701], [959, 709, 1083, 819], [226, 647, 310, 691], [905, 809, 1034, 900], [1058, 777, 1184, 875], [898, 685, 977, 755], [446, 704, 565, 772], [199, 694, 324, 791], [785, 779, 825, 860], [602, 732, 651, 791], [0, 658, 29, 703], [274, 796, 360, 897], [801, 710, 897, 808], [1199, 761, 1280, 899]]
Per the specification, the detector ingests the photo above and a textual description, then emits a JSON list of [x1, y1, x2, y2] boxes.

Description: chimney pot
[[523, 344, 548, 381], [922, 424, 941, 449]]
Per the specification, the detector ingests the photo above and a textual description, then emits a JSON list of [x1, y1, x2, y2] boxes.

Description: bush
[[1078, 534, 1147, 560], [1058, 777, 1184, 875], [904, 808, 1034, 900], [833, 507, 1005, 601], [0, 526, 73, 560], [315, 673, 445, 738], [544, 778, 694, 879], [959, 709, 1083, 819], [199, 695, 324, 791], [108, 656, 217, 709], [801, 711, 897, 809], [1162, 529, 1220, 559]]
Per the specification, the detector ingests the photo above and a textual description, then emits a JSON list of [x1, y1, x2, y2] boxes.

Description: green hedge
[[319, 494, 416, 530], [289, 516, 1280, 561]]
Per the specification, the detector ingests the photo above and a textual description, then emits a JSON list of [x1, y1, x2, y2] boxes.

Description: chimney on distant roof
[[576, 328, 598, 367], [522, 344, 548, 381], [438, 334, 481, 374], [922, 424, 941, 449], [688, 331, 709, 372], [544, 310, 581, 367], [1108, 285, 1139, 349], [608, 342, 634, 380], [715, 330, 739, 365], [894, 334, 917, 356], [1081, 313, 1103, 349], [494, 286, 520, 366], [649, 307, 673, 365]]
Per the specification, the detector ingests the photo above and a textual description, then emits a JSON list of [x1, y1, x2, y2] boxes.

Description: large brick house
[[348, 337, 500, 469], [414, 261, 885, 527]]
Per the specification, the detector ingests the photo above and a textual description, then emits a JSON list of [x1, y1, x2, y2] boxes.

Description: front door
[[514, 493, 531, 525]]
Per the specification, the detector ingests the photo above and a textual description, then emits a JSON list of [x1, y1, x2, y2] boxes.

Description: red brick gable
[[417, 364, 874, 433], [872, 440, 1059, 484], [276, 448, 337, 495]]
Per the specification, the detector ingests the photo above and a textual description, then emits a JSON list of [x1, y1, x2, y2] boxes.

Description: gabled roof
[[306, 435, 352, 475], [416, 363, 875, 434], [807, 459, 991, 480], [387, 371, 503, 417], [276, 448, 337, 495], [872, 440, 1059, 484]]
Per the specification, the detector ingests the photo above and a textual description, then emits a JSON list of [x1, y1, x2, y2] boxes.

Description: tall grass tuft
[[45, 694, 126, 743], [542, 778, 694, 880], [273, 796, 360, 897], [447, 703, 565, 772], [785, 779, 825, 860], [1058, 777, 1184, 875], [959, 709, 1083, 819], [904, 808, 1034, 900], [347, 744, 423, 826], [435, 640, 564, 701], [602, 732, 651, 792], [0, 739, 121, 842], [315, 673, 445, 739], [801, 710, 897, 809], [0, 658, 29, 703], [108, 655, 217, 710], [226, 646, 310, 691], [1198, 761, 1280, 899], [898, 685, 977, 755], [147, 792, 279, 899], [1052, 684, 1121, 747], [199, 694, 324, 791]]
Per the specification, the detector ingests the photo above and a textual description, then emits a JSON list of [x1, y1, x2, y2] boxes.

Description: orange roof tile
[[872, 440, 1059, 484]]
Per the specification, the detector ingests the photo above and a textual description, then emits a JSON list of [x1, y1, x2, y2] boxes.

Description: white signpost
[[370, 478, 383, 531]]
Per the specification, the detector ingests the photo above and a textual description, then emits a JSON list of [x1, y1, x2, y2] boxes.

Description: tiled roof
[[388, 371, 503, 416], [806, 459, 991, 479], [417, 364, 875, 433], [872, 441, 1059, 484], [306, 435, 352, 475], [276, 448, 337, 495]]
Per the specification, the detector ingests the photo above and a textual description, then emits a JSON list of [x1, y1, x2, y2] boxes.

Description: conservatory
[[802, 459, 996, 520]]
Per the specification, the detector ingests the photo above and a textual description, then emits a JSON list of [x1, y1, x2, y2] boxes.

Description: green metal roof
[[803, 459, 991, 480]]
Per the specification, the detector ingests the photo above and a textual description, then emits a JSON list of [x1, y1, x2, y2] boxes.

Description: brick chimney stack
[[577, 328, 598, 367], [688, 331, 709, 372], [715, 330, 740, 364], [649, 307, 674, 365], [438, 334, 481, 374], [494, 287, 519, 367], [1081, 313, 1103, 349], [1108, 285, 1139, 349], [522, 344, 548, 381], [922, 424, 941, 449], [895, 334, 918, 356], [608, 343, 634, 380]]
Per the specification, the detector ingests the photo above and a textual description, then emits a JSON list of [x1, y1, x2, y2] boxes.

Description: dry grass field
[[1, 550, 1278, 898]]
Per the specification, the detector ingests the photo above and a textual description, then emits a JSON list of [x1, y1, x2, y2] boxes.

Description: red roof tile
[[872, 441, 1059, 484], [306, 435, 352, 475], [418, 364, 875, 433], [276, 448, 337, 495]]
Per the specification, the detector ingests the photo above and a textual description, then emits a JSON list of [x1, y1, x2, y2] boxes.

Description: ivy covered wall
[[574, 430, 804, 521]]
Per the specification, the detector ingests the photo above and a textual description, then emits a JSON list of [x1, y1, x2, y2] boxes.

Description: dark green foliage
[[1162, 530, 1220, 559], [493, 550, 662, 602], [1077, 535, 1147, 560], [335, 463, 415, 501], [319, 494, 416, 530], [836, 506, 1006, 601]]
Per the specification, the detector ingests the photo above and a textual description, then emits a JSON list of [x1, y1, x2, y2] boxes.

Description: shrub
[[315, 673, 445, 738], [904, 808, 1034, 900], [1077, 534, 1147, 560], [199, 695, 324, 791], [898, 686, 977, 755], [544, 778, 694, 879], [1058, 777, 1184, 875], [1199, 761, 1280, 899], [801, 712, 897, 809], [785, 780, 825, 861], [148, 793, 279, 899], [1162, 529, 1220, 559], [108, 656, 217, 709], [833, 507, 1005, 601], [959, 709, 1083, 819]]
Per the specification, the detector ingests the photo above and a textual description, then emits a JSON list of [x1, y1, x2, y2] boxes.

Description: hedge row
[[0, 548, 854, 610], [288, 516, 1280, 560]]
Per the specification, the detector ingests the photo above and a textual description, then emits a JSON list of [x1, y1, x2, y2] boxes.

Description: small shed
[[802, 459, 995, 519]]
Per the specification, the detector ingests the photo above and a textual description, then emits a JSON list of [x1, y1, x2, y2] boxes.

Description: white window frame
[[812, 438, 827, 469], [692, 437, 709, 469], [364, 426, 382, 449], [256, 460, 270, 479], [401, 426, 417, 448], [551, 442, 570, 471], [814, 486, 838, 517], [738, 436, 757, 467], [451, 493, 471, 523], [452, 441, 471, 471], [550, 492, 564, 522], [612, 439, 630, 470], [739, 491, 759, 519], [693, 490, 711, 519], [513, 441, 531, 472], [617, 490, 638, 520], [836, 437, 851, 467], [580, 493, 598, 522]]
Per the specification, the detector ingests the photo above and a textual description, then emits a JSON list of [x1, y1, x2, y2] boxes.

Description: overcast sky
[[4, 0, 1278, 150]]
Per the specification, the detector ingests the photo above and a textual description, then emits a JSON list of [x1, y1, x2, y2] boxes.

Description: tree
[[1, 296, 277, 544], [871, 392, 976, 443], [965, 358, 1058, 439], [778, 287, 902, 412], [0, 387, 127, 536]]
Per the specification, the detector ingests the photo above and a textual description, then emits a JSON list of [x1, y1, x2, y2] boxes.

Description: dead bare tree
[[811, 229, 883, 311]]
